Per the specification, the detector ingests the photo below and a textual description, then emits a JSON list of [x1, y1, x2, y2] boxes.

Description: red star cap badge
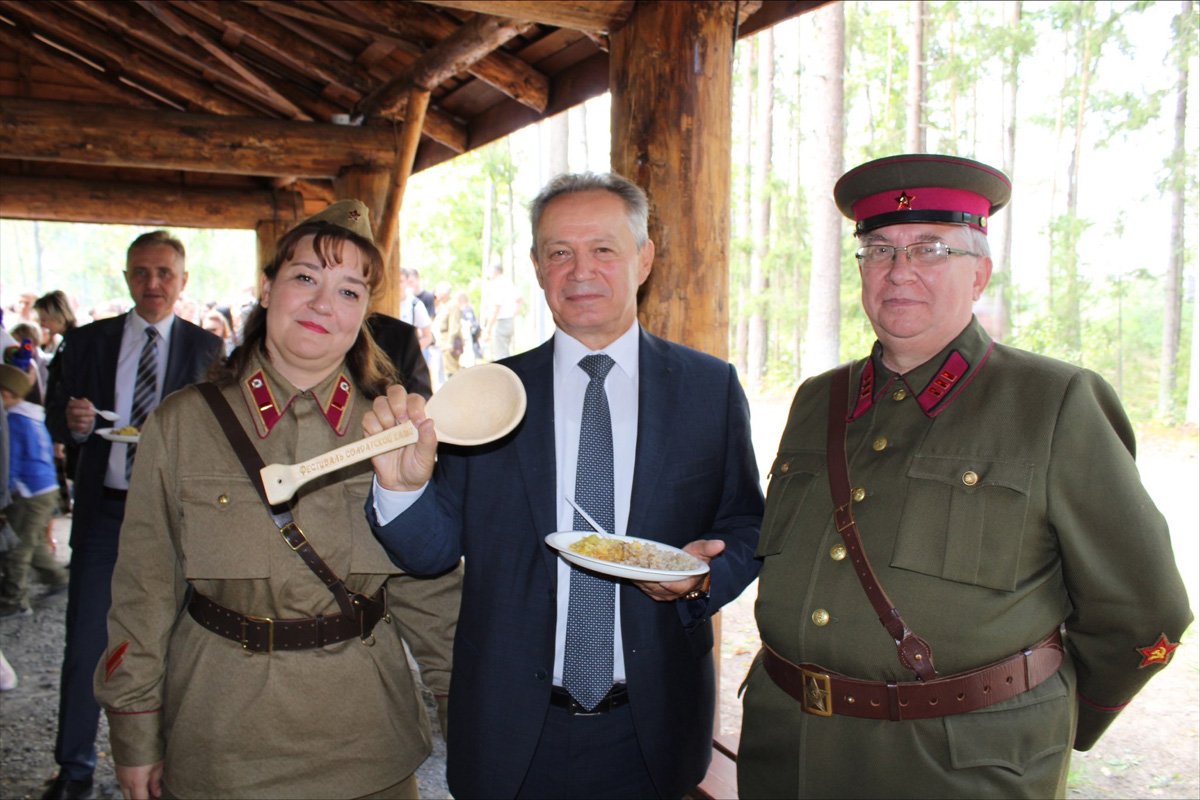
[[1136, 633, 1180, 668], [895, 191, 915, 210], [347, 209, 361, 221]]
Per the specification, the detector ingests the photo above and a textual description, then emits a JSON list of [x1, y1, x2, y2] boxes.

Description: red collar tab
[[246, 370, 288, 437], [1137, 634, 1181, 668], [322, 373, 353, 436], [916, 352, 970, 415], [849, 359, 876, 421]]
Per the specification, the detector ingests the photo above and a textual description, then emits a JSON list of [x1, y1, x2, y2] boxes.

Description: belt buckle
[[241, 614, 273, 654], [799, 668, 833, 717], [279, 521, 308, 551]]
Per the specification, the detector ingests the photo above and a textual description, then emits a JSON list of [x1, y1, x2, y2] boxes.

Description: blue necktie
[[125, 326, 159, 480], [563, 353, 617, 711]]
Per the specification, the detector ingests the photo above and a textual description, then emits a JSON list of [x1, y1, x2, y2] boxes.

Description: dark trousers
[[515, 701, 660, 800], [54, 496, 123, 781]]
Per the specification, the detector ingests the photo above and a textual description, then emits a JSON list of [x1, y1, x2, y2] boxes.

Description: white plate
[[545, 531, 709, 582], [96, 428, 139, 444]]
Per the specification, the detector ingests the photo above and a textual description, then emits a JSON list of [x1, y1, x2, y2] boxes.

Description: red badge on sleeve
[[105, 640, 130, 682], [1136, 634, 1180, 668]]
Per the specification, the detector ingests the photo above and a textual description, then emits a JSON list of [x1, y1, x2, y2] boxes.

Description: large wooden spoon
[[260, 363, 526, 505]]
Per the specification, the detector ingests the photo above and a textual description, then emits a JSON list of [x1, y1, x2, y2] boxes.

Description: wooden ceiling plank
[[0, 174, 303, 229], [72, 0, 287, 117], [136, 0, 312, 120], [0, 0, 256, 116], [416, 1, 633, 34], [346, 0, 548, 112], [738, 1, 828, 39], [354, 13, 529, 119], [246, 1, 423, 57], [0, 19, 159, 108], [256, 5, 358, 62], [0, 97, 403, 177], [200, 0, 374, 98]]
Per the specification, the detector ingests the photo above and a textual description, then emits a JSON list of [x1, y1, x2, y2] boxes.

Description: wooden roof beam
[[0, 175, 304, 229], [1, 97, 399, 178], [189, 1, 376, 98], [0, 0, 257, 116], [354, 13, 528, 119], [417, 1, 633, 34], [0, 16, 160, 109], [135, 0, 311, 120], [358, 1, 549, 112], [245, 1, 423, 57], [738, 1, 829, 39]]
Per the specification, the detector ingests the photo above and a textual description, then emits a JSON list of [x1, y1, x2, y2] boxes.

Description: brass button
[[218, 494, 229, 505], [812, 609, 830, 626], [872, 436, 888, 451], [779, 461, 790, 474], [830, 544, 847, 561], [852, 487, 866, 503], [892, 388, 907, 401], [962, 471, 979, 487]]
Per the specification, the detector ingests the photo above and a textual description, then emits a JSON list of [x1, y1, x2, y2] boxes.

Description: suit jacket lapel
[[97, 314, 126, 410], [627, 329, 676, 541], [164, 316, 192, 394], [511, 340, 560, 583]]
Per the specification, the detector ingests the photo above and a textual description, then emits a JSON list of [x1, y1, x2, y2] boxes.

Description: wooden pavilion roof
[[0, 1, 823, 228]]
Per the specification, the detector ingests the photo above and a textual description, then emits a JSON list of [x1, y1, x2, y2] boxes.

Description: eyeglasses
[[855, 242, 980, 268]]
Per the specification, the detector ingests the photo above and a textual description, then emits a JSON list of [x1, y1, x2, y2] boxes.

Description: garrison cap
[[298, 199, 374, 242], [834, 154, 1011, 235], [0, 363, 31, 398]]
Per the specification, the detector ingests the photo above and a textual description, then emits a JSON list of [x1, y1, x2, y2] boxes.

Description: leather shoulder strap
[[195, 382, 357, 617], [827, 364, 938, 681]]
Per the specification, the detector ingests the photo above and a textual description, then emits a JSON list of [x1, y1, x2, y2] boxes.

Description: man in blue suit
[[44, 231, 222, 800], [368, 173, 764, 798]]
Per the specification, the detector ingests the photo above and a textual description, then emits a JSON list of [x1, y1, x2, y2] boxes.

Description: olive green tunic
[[739, 318, 1192, 799], [95, 351, 460, 799]]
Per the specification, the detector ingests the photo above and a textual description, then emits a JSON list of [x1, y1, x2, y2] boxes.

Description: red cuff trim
[[107, 707, 163, 716], [433, 694, 449, 699], [1077, 693, 1129, 712]]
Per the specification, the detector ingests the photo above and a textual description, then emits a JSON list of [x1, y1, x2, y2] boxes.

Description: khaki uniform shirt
[[95, 351, 460, 799], [739, 318, 1192, 799]]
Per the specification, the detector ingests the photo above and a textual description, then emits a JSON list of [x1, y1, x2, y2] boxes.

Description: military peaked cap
[[834, 154, 1011, 235]]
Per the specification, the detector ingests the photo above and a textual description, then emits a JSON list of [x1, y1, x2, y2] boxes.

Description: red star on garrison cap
[[347, 209, 361, 221], [1136, 633, 1181, 668], [895, 191, 915, 210]]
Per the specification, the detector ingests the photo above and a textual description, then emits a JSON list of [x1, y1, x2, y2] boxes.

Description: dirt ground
[[2, 408, 1196, 799]]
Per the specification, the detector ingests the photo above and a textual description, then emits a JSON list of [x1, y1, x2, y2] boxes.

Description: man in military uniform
[[738, 154, 1193, 799]]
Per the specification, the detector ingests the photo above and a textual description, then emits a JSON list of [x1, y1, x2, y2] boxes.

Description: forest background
[[1, 0, 1197, 427]]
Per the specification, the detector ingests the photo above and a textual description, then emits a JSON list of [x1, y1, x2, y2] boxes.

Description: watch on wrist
[[681, 572, 712, 601]]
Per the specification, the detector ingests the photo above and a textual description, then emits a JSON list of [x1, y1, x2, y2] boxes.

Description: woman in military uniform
[[95, 201, 456, 799]]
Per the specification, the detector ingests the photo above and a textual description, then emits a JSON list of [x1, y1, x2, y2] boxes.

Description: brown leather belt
[[762, 628, 1063, 721], [188, 588, 388, 654]]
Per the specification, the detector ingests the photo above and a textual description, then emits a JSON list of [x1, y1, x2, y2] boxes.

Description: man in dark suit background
[[367, 172, 764, 798], [44, 231, 222, 800]]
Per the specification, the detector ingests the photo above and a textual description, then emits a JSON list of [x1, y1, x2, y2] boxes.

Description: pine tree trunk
[[1063, 7, 1092, 353], [801, 3, 846, 378], [1159, 0, 1193, 420], [747, 30, 773, 394], [990, 0, 1021, 342], [907, 0, 926, 152], [546, 112, 569, 177], [734, 40, 754, 377]]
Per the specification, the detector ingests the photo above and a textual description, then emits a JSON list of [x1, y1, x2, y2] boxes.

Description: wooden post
[[377, 86, 432, 281], [333, 165, 401, 316], [610, 0, 736, 361], [255, 218, 284, 283], [610, 0, 737, 737]]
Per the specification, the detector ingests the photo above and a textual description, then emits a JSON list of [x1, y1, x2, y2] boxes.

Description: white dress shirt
[[549, 321, 640, 686], [374, 321, 643, 687], [104, 313, 175, 490]]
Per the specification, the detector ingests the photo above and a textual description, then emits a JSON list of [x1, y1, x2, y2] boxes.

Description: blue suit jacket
[[46, 313, 223, 537], [375, 329, 764, 798]]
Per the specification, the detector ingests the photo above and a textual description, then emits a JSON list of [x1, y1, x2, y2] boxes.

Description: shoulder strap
[[827, 364, 937, 681], [195, 382, 358, 618]]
